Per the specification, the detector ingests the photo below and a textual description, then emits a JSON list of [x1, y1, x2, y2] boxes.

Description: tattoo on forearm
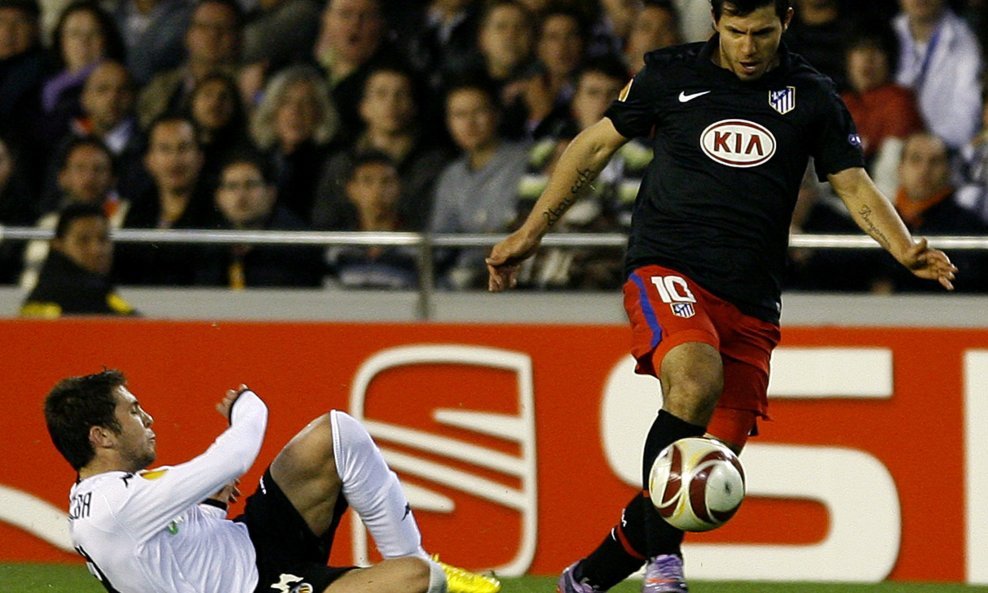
[[543, 168, 593, 227], [857, 205, 891, 249]]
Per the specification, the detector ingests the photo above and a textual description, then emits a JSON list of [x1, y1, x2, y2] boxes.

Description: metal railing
[[3, 226, 987, 319]]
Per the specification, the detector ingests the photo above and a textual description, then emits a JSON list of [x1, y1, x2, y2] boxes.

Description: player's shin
[[642, 410, 704, 557], [331, 410, 427, 559]]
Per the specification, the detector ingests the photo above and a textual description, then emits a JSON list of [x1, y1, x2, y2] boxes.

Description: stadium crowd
[[2, 0, 988, 309]]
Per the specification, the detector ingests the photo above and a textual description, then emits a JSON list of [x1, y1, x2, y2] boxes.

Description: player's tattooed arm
[[543, 167, 593, 227], [856, 204, 892, 250]]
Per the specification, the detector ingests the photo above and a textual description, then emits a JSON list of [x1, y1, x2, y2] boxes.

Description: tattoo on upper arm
[[857, 205, 891, 249], [543, 168, 593, 227]]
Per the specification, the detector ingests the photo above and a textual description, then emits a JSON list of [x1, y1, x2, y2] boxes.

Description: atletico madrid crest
[[671, 302, 695, 318], [768, 86, 796, 115]]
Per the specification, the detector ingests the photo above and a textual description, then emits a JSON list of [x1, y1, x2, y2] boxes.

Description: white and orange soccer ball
[[648, 437, 746, 532]]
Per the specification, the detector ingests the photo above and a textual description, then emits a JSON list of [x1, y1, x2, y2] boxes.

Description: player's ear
[[782, 7, 794, 31], [89, 425, 114, 449]]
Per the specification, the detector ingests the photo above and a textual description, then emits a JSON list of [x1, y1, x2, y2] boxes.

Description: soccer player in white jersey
[[44, 369, 501, 593]]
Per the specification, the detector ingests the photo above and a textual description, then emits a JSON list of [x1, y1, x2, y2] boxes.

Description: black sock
[[642, 410, 704, 557], [577, 493, 649, 589]]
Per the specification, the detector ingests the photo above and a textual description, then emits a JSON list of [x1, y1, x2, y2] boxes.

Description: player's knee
[[398, 557, 434, 593]]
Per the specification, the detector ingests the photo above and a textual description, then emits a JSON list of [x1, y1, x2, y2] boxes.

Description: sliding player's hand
[[216, 384, 251, 423]]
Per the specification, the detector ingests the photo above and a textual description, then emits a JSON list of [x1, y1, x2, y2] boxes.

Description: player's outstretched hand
[[216, 384, 251, 422], [902, 237, 958, 290], [486, 229, 541, 292], [208, 479, 241, 507]]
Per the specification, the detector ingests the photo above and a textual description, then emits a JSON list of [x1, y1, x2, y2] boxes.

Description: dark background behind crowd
[[2, 0, 988, 310]]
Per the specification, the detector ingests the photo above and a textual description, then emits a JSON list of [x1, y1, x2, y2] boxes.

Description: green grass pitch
[[3, 563, 988, 593]]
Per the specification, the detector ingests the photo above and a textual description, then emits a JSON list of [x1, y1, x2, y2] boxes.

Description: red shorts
[[623, 265, 781, 445]]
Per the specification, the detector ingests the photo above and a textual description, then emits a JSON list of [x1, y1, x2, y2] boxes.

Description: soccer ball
[[648, 437, 746, 532]]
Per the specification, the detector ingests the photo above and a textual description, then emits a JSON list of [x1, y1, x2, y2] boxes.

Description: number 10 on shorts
[[651, 275, 697, 318]]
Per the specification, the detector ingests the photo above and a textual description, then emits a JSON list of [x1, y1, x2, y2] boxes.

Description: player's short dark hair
[[55, 202, 107, 239], [710, 0, 791, 21], [45, 369, 126, 471]]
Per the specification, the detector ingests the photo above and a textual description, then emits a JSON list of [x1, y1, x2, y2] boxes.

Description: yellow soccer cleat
[[432, 555, 502, 593]]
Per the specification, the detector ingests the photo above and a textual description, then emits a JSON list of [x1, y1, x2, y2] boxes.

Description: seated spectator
[[588, 0, 639, 58], [0, 135, 38, 284], [430, 80, 530, 289], [461, 0, 533, 95], [502, 3, 588, 139], [114, 113, 211, 285], [312, 0, 403, 138], [112, 0, 192, 85], [624, 0, 682, 74], [41, 0, 125, 141], [0, 0, 46, 192], [326, 151, 419, 289], [783, 0, 849, 90], [241, 0, 320, 74], [312, 64, 452, 231], [876, 131, 988, 292], [136, 0, 243, 129], [403, 0, 481, 92], [194, 152, 323, 287], [22, 136, 125, 290], [20, 203, 137, 317], [956, 92, 988, 224], [69, 60, 148, 200], [250, 64, 338, 224], [893, 0, 983, 150], [185, 70, 252, 187], [513, 55, 651, 290], [840, 21, 924, 197]]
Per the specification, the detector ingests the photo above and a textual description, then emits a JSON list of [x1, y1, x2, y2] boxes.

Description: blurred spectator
[[466, 0, 534, 92], [185, 70, 252, 187], [250, 64, 338, 224], [404, 0, 481, 92], [624, 0, 682, 73], [136, 0, 243, 129], [513, 55, 650, 289], [0, 135, 37, 284], [840, 20, 924, 196], [877, 131, 988, 292], [20, 203, 137, 317], [41, 0, 125, 137], [430, 80, 529, 289], [502, 3, 588, 139], [325, 151, 419, 289], [956, 90, 988, 223], [113, 0, 192, 85], [312, 64, 452, 231], [313, 0, 401, 138], [893, 0, 983, 149], [114, 113, 211, 285], [784, 0, 850, 89], [671, 0, 711, 42], [194, 151, 323, 287], [68, 60, 147, 200], [22, 136, 125, 290], [588, 0, 641, 57], [241, 0, 320, 74], [0, 0, 45, 190]]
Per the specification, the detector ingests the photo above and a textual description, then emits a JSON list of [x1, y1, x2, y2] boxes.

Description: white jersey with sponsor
[[68, 391, 268, 593]]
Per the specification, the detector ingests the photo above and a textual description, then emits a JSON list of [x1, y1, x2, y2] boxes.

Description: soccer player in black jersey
[[486, 1, 957, 592]]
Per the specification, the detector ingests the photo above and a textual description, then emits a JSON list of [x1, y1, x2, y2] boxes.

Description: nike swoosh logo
[[679, 90, 711, 103]]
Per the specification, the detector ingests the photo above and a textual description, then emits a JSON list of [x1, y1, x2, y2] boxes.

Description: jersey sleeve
[[604, 58, 665, 140], [810, 83, 866, 181], [118, 390, 269, 542]]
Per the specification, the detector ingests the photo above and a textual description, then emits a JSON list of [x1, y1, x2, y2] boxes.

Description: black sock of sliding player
[[642, 410, 705, 557], [577, 493, 650, 589]]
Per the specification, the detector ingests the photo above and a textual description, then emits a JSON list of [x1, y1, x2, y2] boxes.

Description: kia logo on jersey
[[699, 119, 777, 168]]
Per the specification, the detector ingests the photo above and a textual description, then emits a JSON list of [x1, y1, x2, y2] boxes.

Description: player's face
[[714, 5, 793, 81], [110, 386, 156, 472]]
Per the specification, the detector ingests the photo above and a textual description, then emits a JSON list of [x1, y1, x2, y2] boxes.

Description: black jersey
[[605, 37, 864, 324]]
